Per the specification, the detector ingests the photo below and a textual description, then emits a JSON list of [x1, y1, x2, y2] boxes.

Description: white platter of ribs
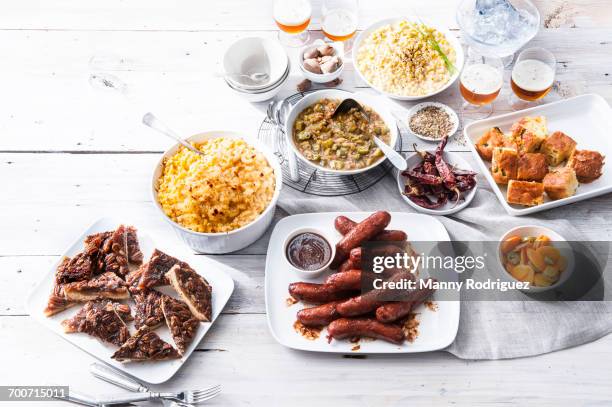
[[27, 218, 234, 383], [265, 211, 460, 353]]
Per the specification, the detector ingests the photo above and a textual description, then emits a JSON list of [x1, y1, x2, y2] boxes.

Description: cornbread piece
[[475, 127, 507, 161], [63, 271, 129, 301], [541, 131, 577, 166], [132, 290, 166, 330], [511, 116, 547, 154], [44, 283, 75, 317], [166, 265, 212, 322], [507, 180, 545, 206], [543, 167, 578, 200], [491, 147, 518, 184], [161, 296, 199, 355], [112, 327, 180, 362], [517, 153, 548, 182], [55, 253, 94, 284], [568, 150, 605, 183], [137, 249, 190, 290], [62, 300, 132, 346]]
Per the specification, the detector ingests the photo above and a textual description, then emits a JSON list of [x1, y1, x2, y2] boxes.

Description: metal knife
[[89, 363, 190, 407]]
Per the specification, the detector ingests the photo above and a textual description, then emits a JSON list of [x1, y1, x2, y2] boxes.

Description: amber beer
[[273, 0, 312, 34], [511, 59, 555, 101], [459, 64, 503, 106], [275, 17, 310, 34], [322, 8, 358, 41]]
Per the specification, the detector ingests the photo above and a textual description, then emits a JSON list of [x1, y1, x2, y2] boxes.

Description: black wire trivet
[[257, 91, 407, 196]]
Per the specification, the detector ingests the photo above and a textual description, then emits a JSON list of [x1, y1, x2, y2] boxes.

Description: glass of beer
[[510, 47, 556, 109], [459, 49, 504, 119], [321, 0, 358, 50], [273, 0, 312, 47]]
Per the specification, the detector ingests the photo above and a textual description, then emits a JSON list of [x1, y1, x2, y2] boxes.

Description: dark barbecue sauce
[[286, 232, 332, 271]]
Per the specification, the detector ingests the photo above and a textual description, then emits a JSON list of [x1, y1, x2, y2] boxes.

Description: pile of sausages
[[288, 211, 435, 345]]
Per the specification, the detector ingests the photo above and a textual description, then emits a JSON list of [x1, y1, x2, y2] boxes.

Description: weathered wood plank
[[0, 29, 609, 152], [0, 0, 609, 31], [1, 314, 612, 405]]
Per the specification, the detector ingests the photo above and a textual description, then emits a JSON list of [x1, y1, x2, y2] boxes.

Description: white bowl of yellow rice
[[152, 131, 282, 254], [353, 18, 464, 101]]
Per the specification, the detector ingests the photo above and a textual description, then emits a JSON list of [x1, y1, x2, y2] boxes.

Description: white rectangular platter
[[265, 212, 460, 353], [464, 94, 612, 216], [26, 218, 235, 384]]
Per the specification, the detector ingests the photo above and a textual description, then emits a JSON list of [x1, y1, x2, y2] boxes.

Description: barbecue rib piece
[[166, 265, 212, 322], [132, 289, 166, 330], [161, 296, 199, 355], [137, 249, 190, 290], [111, 327, 180, 362], [62, 300, 133, 346], [63, 271, 129, 301]]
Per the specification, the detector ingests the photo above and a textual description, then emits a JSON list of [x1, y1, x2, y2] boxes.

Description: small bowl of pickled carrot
[[497, 225, 574, 292]]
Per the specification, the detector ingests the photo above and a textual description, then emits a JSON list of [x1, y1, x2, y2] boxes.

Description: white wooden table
[[2, 1, 612, 405]]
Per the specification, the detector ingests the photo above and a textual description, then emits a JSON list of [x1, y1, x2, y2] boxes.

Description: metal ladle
[[332, 98, 407, 171]]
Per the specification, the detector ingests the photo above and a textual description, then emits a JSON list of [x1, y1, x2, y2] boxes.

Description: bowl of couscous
[[353, 18, 464, 101], [152, 131, 282, 254]]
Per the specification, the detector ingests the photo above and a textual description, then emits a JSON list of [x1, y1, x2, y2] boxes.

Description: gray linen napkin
[[277, 172, 612, 360]]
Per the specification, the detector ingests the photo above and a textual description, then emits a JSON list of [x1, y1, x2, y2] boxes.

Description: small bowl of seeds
[[406, 102, 459, 142]]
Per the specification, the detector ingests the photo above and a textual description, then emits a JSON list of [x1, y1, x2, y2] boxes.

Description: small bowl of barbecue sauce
[[284, 228, 335, 278]]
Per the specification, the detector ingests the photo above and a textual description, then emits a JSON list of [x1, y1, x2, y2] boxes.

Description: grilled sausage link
[[336, 271, 415, 317], [331, 211, 391, 269], [338, 258, 360, 273], [348, 245, 406, 273], [375, 282, 435, 323], [327, 317, 405, 344], [297, 301, 342, 327], [349, 247, 362, 264], [334, 215, 407, 242], [288, 282, 355, 304], [324, 269, 362, 291]]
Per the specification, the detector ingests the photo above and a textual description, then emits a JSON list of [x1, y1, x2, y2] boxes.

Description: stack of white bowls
[[223, 37, 290, 102]]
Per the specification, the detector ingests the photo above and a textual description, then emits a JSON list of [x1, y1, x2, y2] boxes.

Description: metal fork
[[90, 363, 217, 406], [95, 386, 221, 406]]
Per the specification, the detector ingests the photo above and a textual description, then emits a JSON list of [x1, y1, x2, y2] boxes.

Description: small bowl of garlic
[[298, 39, 344, 84]]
